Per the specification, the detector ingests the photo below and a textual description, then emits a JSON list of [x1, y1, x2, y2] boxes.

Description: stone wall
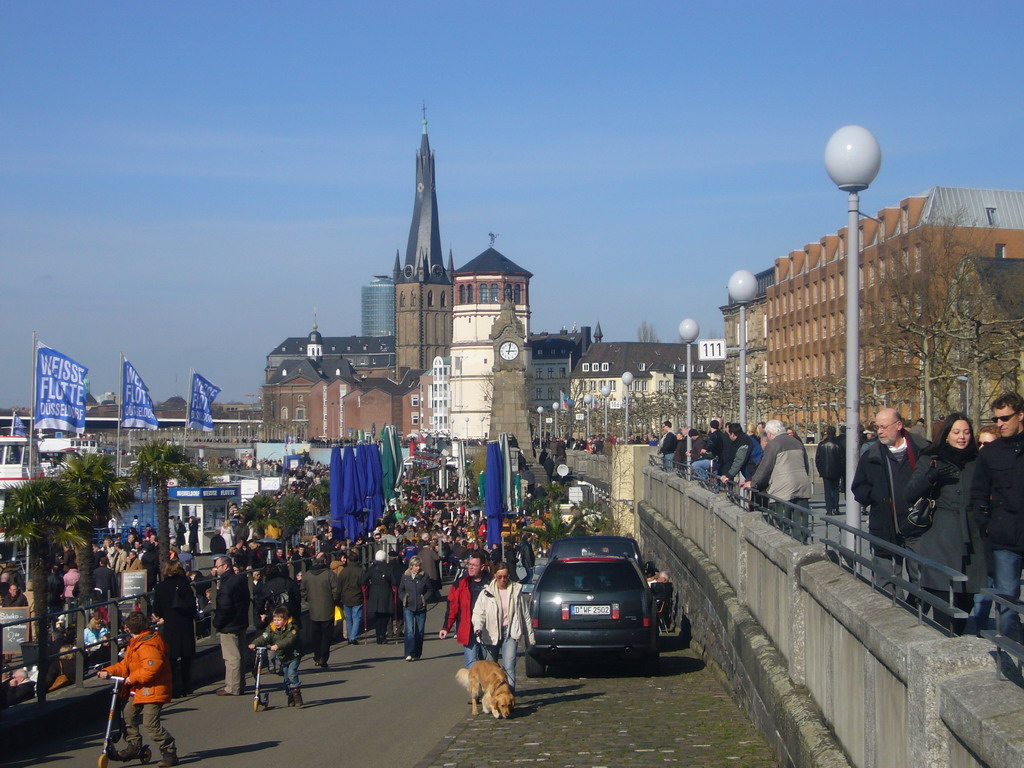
[[636, 464, 1024, 768]]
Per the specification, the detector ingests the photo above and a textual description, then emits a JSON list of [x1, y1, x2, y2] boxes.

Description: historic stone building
[[448, 247, 533, 438], [393, 120, 454, 372]]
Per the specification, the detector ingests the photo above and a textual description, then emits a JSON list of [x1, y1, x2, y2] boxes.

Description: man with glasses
[[852, 408, 929, 592], [211, 557, 250, 696], [970, 392, 1024, 642], [438, 553, 493, 668]]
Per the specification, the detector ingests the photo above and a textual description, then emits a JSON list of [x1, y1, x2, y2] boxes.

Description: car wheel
[[525, 653, 546, 678], [641, 652, 660, 676]]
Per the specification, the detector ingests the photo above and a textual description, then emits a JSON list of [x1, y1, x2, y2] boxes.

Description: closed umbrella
[[380, 425, 399, 503], [329, 446, 344, 541], [354, 445, 371, 538], [485, 441, 506, 548], [340, 445, 359, 541], [365, 442, 384, 530]]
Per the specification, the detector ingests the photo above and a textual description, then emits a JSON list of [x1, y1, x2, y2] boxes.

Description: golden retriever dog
[[455, 660, 515, 718]]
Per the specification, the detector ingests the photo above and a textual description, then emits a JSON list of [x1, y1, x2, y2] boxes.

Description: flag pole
[[28, 331, 37, 478], [185, 368, 193, 449], [116, 353, 124, 476]]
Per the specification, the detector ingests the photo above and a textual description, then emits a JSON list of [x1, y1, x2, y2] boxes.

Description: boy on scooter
[[249, 605, 304, 707], [98, 611, 178, 766]]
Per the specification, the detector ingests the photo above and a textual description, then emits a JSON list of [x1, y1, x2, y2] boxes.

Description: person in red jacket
[[438, 553, 492, 668], [98, 611, 178, 767]]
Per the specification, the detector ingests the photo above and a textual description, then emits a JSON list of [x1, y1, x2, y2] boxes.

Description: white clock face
[[499, 341, 520, 361]]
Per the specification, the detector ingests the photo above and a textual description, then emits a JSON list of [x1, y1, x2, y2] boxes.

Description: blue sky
[[3, 2, 1023, 408]]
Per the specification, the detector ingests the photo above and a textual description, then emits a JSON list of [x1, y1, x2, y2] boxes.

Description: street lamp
[[536, 406, 544, 446], [480, 415, 486, 440], [621, 371, 634, 442], [464, 416, 469, 439], [601, 385, 611, 436], [728, 270, 758, 431], [678, 318, 700, 457], [825, 124, 882, 537], [551, 401, 560, 439], [583, 393, 593, 438], [957, 375, 970, 415]]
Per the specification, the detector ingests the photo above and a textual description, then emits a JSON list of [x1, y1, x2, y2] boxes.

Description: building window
[[282, 407, 289, 420], [548, 367, 554, 378], [536, 388, 542, 399], [400, 294, 406, 307], [441, 292, 446, 307], [602, 362, 609, 371], [547, 387, 555, 399], [467, 284, 474, 303], [459, 285, 465, 303], [582, 363, 589, 372], [491, 283, 499, 302], [996, 243, 1007, 259], [986, 207, 998, 226], [514, 284, 521, 303], [479, 284, 489, 303], [296, 407, 305, 420], [411, 413, 419, 426], [427, 290, 433, 307], [637, 363, 646, 371], [411, 395, 419, 407]]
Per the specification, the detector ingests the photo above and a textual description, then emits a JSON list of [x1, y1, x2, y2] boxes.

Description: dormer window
[[638, 363, 646, 371]]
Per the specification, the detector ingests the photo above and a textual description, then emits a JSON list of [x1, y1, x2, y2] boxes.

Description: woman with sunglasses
[[904, 412, 987, 634], [471, 562, 535, 691]]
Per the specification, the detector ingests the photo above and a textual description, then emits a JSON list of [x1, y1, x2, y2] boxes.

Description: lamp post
[[583, 393, 593, 439], [536, 406, 544, 446], [957, 375, 970, 414], [678, 318, 700, 457], [825, 125, 882, 539], [621, 371, 634, 442], [601, 385, 611, 437], [464, 416, 469, 439], [728, 270, 758, 431], [551, 401, 560, 440], [479, 415, 486, 440]]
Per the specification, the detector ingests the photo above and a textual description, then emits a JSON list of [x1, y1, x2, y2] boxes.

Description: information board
[[698, 339, 727, 361], [0, 606, 30, 652], [121, 570, 148, 597]]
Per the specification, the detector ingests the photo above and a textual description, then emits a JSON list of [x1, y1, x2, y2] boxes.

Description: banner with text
[[187, 371, 221, 432], [35, 343, 88, 433], [121, 359, 159, 430]]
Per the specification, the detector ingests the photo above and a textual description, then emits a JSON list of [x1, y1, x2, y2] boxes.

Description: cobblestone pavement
[[417, 639, 778, 768]]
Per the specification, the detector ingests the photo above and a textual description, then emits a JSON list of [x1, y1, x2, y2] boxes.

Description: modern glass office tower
[[361, 275, 395, 337]]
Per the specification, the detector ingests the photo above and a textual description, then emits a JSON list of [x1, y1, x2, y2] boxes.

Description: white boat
[[0, 435, 33, 491]]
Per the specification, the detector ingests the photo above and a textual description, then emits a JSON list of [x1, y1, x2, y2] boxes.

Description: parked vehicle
[[547, 535, 643, 565], [526, 553, 659, 678]]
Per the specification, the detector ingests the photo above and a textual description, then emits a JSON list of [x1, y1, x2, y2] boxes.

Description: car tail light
[[532, 617, 539, 628], [561, 605, 570, 621], [611, 603, 620, 620], [643, 616, 650, 627]]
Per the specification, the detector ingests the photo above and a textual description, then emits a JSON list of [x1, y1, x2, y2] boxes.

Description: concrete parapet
[[639, 465, 1024, 768]]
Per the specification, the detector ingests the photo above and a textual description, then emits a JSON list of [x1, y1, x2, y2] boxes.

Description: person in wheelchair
[[650, 571, 674, 632]]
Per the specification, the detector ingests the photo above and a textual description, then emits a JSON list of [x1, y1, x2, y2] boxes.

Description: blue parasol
[[340, 445, 359, 541], [365, 442, 384, 530], [485, 441, 506, 548], [329, 446, 344, 541]]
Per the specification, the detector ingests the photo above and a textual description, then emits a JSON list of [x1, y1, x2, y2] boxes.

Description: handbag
[[901, 495, 936, 536]]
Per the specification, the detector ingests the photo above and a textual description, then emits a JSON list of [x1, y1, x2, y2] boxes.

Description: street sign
[[574, 413, 585, 421], [698, 339, 727, 361], [545, 417, 553, 424]]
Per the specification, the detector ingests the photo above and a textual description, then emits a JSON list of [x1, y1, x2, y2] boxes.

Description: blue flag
[[35, 343, 88, 433], [121, 360, 159, 430], [187, 371, 221, 432], [11, 410, 26, 437]]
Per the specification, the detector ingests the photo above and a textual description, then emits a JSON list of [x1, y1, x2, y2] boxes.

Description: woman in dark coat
[[360, 551, 395, 645], [905, 412, 986, 635], [151, 560, 198, 697]]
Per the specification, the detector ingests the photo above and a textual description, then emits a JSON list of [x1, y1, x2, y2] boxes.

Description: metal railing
[[0, 541, 377, 706], [650, 456, 976, 640]]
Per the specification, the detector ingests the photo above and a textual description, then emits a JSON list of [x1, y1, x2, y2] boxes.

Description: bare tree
[[637, 321, 660, 343]]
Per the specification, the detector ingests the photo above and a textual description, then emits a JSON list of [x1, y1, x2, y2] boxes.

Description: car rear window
[[551, 539, 638, 560], [542, 560, 642, 593]]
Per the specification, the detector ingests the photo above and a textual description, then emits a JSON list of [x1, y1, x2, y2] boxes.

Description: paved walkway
[[418, 637, 777, 768]]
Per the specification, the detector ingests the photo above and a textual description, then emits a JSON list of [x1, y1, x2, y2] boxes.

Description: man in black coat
[[658, 421, 678, 472], [815, 426, 845, 516], [212, 557, 250, 696], [93, 555, 118, 599], [852, 409, 929, 593], [969, 391, 1024, 642]]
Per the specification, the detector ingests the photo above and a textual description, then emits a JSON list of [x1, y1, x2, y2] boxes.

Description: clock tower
[[488, 297, 531, 444]]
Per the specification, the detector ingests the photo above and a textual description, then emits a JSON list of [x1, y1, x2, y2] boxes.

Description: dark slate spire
[[401, 116, 448, 285], [447, 248, 455, 275], [392, 249, 401, 280], [594, 321, 604, 343]]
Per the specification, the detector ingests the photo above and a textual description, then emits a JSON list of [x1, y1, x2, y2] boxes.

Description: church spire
[[447, 248, 455, 274], [594, 321, 604, 343], [401, 114, 448, 285]]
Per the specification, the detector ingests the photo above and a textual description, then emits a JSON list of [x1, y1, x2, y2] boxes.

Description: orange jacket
[[103, 631, 172, 704]]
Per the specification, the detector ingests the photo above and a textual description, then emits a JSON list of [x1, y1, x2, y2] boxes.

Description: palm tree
[[0, 478, 90, 701], [60, 453, 134, 600], [130, 441, 191, 571], [269, 494, 309, 550], [242, 493, 276, 538], [524, 510, 582, 549]]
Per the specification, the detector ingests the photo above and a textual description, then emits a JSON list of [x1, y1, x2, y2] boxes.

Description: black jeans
[[170, 655, 192, 697], [310, 619, 333, 663]]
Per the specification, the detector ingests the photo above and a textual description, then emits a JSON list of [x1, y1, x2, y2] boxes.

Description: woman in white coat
[[471, 561, 535, 691]]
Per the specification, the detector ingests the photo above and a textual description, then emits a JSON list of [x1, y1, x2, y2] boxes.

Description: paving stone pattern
[[418, 644, 779, 768]]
